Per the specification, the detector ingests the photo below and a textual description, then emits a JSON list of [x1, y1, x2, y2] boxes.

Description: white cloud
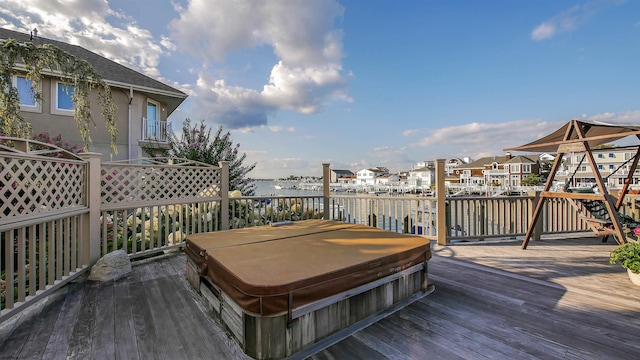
[[170, 0, 351, 128], [582, 110, 640, 124], [0, 0, 167, 78], [412, 119, 563, 161], [531, 22, 557, 41], [411, 110, 640, 163], [372, 146, 390, 152], [160, 35, 176, 51], [402, 129, 420, 137], [531, 0, 622, 41], [267, 126, 295, 133]]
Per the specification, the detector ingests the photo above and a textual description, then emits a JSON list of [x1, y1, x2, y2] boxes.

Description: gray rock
[[88, 250, 132, 281]]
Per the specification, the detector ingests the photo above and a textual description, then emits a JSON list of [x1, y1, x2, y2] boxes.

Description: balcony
[[483, 169, 509, 175], [141, 117, 168, 142]]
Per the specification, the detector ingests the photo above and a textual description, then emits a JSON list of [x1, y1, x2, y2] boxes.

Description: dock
[[1, 235, 639, 359]]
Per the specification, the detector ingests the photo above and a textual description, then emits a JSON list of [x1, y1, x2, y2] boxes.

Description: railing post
[[220, 161, 230, 230], [323, 163, 330, 220], [79, 152, 102, 265], [435, 159, 448, 245], [529, 190, 542, 243]]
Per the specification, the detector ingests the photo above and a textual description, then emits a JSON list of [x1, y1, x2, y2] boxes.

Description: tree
[[521, 173, 542, 186], [1, 38, 117, 154], [539, 160, 553, 180], [148, 119, 257, 195]]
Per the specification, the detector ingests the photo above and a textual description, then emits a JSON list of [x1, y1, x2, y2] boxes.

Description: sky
[[1, 0, 640, 178]]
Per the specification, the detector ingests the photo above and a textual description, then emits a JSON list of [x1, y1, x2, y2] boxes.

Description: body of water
[[253, 180, 322, 197]]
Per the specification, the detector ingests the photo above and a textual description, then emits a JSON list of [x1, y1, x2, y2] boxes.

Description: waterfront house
[[407, 165, 435, 189], [330, 169, 355, 183], [375, 173, 400, 186], [356, 167, 389, 186], [444, 158, 470, 175], [505, 153, 540, 186], [0, 27, 187, 160], [455, 152, 540, 186], [558, 146, 640, 189]]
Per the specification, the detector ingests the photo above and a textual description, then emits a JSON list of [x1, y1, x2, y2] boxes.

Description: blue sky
[[2, 0, 640, 178]]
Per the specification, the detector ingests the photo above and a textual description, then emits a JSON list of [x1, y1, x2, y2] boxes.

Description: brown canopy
[[507, 119, 640, 249], [505, 120, 640, 153]]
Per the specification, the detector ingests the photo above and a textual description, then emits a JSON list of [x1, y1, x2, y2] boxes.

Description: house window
[[598, 164, 604, 170], [609, 164, 615, 170], [510, 164, 519, 172], [609, 153, 614, 158], [523, 164, 531, 173], [13, 75, 40, 112], [52, 81, 75, 114], [597, 153, 604, 158]]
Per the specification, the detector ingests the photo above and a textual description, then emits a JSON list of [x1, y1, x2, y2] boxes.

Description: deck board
[[1, 235, 639, 359]]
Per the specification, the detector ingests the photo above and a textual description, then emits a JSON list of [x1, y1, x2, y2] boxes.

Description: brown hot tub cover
[[186, 220, 431, 316]]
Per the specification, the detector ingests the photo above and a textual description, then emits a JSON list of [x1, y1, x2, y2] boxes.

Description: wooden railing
[[98, 157, 226, 260], [1, 138, 91, 322], [4, 139, 640, 323]]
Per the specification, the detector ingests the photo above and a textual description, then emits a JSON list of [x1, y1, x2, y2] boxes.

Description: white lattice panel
[[1, 156, 86, 218], [101, 163, 221, 206]]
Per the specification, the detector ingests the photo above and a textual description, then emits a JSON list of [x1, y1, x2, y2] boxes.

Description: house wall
[[20, 75, 169, 161]]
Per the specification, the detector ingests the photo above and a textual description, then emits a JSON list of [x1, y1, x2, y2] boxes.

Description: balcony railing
[[141, 117, 168, 141]]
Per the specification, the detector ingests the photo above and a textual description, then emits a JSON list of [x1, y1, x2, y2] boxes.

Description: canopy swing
[[505, 119, 640, 249]]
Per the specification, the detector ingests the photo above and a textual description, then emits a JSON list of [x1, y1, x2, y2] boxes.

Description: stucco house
[[0, 27, 187, 160]]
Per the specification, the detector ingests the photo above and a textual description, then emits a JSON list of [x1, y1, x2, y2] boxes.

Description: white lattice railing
[[98, 158, 225, 259], [1, 137, 90, 322]]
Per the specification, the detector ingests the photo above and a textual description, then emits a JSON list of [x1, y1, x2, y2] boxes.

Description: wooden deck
[[1, 235, 639, 359]]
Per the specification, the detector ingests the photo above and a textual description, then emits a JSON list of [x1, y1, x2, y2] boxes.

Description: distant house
[[445, 158, 469, 175], [0, 27, 187, 160], [407, 166, 435, 188], [455, 153, 540, 186], [330, 169, 355, 183], [375, 173, 400, 185], [539, 153, 555, 162], [560, 147, 640, 189], [356, 167, 389, 186]]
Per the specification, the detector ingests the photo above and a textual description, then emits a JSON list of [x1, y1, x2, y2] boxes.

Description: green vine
[[0, 38, 118, 155]]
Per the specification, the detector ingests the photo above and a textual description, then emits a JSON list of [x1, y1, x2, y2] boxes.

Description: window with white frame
[[52, 81, 75, 114], [510, 164, 520, 172], [523, 164, 531, 172], [13, 75, 40, 112]]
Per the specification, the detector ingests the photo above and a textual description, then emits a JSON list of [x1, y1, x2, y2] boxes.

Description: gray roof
[[0, 28, 187, 114], [332, 169, 354, 175], [457, 154, 538, 169]]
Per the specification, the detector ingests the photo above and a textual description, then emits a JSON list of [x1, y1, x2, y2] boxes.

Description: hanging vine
[[0, 38, 118, 155]]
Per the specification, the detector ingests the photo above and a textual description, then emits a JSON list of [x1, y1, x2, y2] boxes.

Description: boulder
[[88, 250, 132, 281]]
